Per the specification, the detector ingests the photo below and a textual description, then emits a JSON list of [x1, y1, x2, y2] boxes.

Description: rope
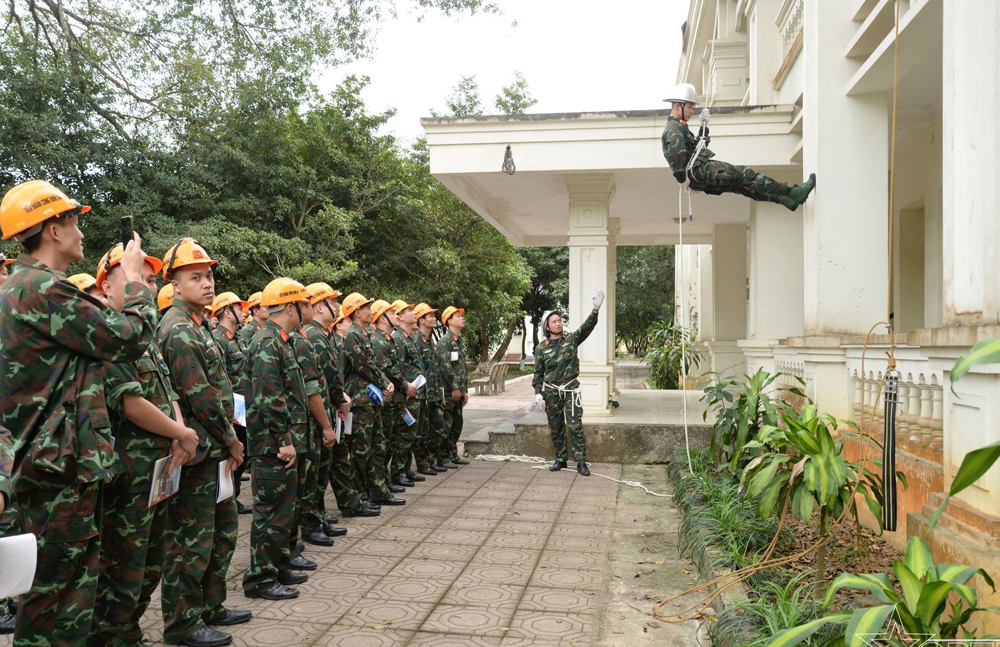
[[473, 454, 672, 497]]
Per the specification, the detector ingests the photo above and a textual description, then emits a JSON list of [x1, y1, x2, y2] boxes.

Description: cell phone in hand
[[121, 215, 134, 248]]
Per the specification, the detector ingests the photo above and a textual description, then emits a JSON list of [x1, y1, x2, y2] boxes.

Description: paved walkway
[[0, 460, 689, 647]]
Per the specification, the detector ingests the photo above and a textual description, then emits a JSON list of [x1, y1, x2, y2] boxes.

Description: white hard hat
[[664, 83, 698, 105]]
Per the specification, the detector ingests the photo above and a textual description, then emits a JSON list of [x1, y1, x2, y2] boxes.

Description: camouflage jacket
[[0, 254, 156, 493], [436, 331, 468, 395], [247, 320, 307, 456], [661, 116, 714, 183], [532, 310, 599, 394], [158, 298, 237, 464], [290, 327, 325, 451], [105, 340, 178, 474], [237, 319, 261, 348], [414, 330, 444, 402], [303, 321, 345, 411], [213, 326, 248, 396], [370, 327, 405, 405], [342, 322, 388, 407], [0, 426, 13, 506], [392, 328, 425, 400], [331, 333, 346, 377]]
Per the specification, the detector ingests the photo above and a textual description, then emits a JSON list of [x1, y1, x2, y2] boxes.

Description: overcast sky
[[320, 0, 688, 143]]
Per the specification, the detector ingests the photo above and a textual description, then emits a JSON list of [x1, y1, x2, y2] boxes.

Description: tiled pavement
[[151, 460, 625, 646]]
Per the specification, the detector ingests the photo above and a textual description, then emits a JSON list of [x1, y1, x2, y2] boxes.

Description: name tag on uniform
[[450, 351, 459, 362]]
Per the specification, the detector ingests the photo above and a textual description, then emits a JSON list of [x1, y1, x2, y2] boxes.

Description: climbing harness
[[473, 454, 672, 498], [542, 381, 583, 421]]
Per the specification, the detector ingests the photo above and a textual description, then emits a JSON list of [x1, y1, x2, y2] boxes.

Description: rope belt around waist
[[542, 381, 583, 419]]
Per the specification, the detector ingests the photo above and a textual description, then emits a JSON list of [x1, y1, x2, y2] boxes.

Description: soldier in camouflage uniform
[[288, 297, 341, 548], [0, 180, 157, 647], [237, 291, 267, 348], [0, 252, 16, 637], [212, 292, 252, 515], [305, 285, 378, 519], [157, 238, 250, 647], [370, 301, 411, 496], [340, 293, 403, 507], [662, 83, 815, 211], [414, 303, 449, 472], [242, 278, 315, 601], [389, 301, 430, 483], [532, 291, 606, 477], [437, 307, 470, 467], [91, 243, 203, 647]]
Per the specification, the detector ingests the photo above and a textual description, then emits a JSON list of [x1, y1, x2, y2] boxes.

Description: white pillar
[[748, 202, 804, 340], [802, 0, 888, 335], [943, 1, 1000, 327], [708, 224, 748, 379], [940, 1, 1000, 516], [607, 218, 619, 396], [566, 174, 615, 416]]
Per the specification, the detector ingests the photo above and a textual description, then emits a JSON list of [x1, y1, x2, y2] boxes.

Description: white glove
[[591, 290, 605, 311], [535, 394, 544, 408], [699, 107, 711, 125]]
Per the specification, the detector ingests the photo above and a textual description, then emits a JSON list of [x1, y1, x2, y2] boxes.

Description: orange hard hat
[[95, 242, 164, 292], [413, 303, 438, 320], [245, 291, 263, 314], [68, 273, 98, 292], [342, 292, 374, 319], [260, 277, 309, 309], [213, 292, 248, 316], [1, 180, 91, 241], [306, 282, 341, 305], [157, 283, 175, 311], [441, 306, 465, 326], [161, 238, 216, 280], [371, 299, 393, 322], [332, 313, 349, 328], [390, 299, 414, 314]]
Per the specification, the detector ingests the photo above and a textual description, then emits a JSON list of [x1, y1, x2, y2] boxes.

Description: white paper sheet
[[344, 412, 353, 436], [216, 460, 234, 503], [233, 394, 246, 427], [411, 375, 426, 389], [0, 534, 37, 598], [148, 455, 182, 507], [450, 351, 459, 362], [335, 417, 343, 443]]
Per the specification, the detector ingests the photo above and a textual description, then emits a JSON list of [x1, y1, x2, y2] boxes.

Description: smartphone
[[121, 216, 134, 248]]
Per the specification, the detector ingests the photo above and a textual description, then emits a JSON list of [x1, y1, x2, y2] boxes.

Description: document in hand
[[411, 375, 426, 389], [402, 409, 416, 426], [148, 455, 182, 507], [0, 534, 37, 598], [366, 383, 384, 405], [335, 417, 343, 443], [233, 393, 247, 427], [344, 412, 354, 436], [216, 460, 235, 503]]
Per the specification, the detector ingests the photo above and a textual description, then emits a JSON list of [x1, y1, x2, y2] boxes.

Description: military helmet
[[1, 180, 91, 242]]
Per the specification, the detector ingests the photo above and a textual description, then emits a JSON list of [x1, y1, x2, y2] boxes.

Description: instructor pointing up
[[532, 291, 605, 477]]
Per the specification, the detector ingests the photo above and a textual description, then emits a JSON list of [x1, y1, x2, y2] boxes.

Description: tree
[[494, 71, 538, 114], [442, 75, 484, 117], [616, 245, 675, 355]]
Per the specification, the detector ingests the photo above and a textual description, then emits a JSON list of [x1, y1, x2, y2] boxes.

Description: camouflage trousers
[[380, 401, 402, 486], [242, 454, 297, 595], [14, 483, 102, 647], [161, 456, 238, 643], [688, 161, 789, 204], [352, 405, 391, 501], [392, 399, 423, 479], [425, 399, 448, 466], [412, 399, 433, 471], [326, 437, 366, 515], [442, 400, 465, 462], [233, 423, 248, 502], [297, 425, 324, 536], [543, 391, 587, 462], [0, 503, 20, 632], [91, 450, 169, 646]]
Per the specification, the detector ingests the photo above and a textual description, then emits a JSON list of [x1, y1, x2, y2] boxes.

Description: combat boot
[[787, 173, 816, 204], [577, 461, 591, 477], [779, 196, 801, 211], [549, 460, 567, 472]]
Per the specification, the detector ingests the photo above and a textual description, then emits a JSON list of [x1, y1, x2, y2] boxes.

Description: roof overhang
[[422, 106, 801, 246]]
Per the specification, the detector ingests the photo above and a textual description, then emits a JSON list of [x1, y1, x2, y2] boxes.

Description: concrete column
[[607, 218, 620, 396], [802, 0, 888, 335], [696, 246, 714, 341], [566, 174, 615, 416], [941, 2, 1000, 517], [748, 202, 804, 340], [709, 224, 748, 379], [942, 1, 1000, 327]]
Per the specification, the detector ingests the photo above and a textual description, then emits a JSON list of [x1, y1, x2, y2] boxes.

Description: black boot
[[255, 583, 299, 601], [323, 512, 339, 524], [288, 555, 317, 571], [408, 473, 426, 482], [577, 461, 590, 477], [394, 476, 415, 487], [236, 501, 252, 515], [278, 570, 309, 585], [304, 530, 334, 547], [205, 609, 252, 626], [549, 460, 567, 472], [179, 626, 232, 647]]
